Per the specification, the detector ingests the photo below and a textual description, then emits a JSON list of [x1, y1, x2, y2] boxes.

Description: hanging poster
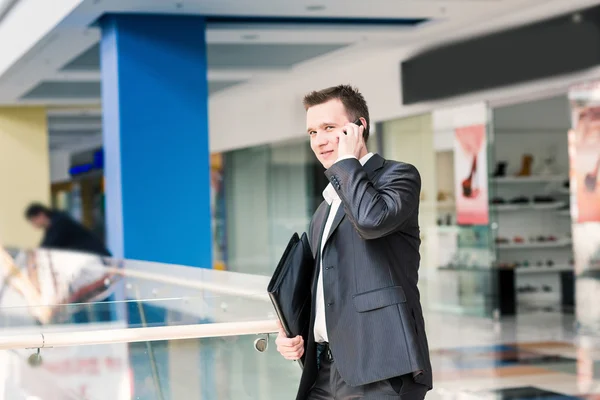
[[568, 87, 600, 223], [568, 81, 600, 341], [454, 124, 489, 225]]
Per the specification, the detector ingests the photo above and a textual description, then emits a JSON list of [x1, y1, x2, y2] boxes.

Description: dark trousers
[[307, 344, 428, 400]]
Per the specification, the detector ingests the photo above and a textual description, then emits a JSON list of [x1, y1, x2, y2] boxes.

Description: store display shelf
[[432, 225, 460, 233], [437, 200, 455, 210], [551, 187, 571, 195], [516, 264, 573, 274], [421, 200, 456, 210], [491, 175, 567, 184], [497, 239, 572, 250], [492, 201, 566, 211]]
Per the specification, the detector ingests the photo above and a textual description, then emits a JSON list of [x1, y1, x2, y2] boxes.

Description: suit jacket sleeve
[[325, 157, 421, 240]]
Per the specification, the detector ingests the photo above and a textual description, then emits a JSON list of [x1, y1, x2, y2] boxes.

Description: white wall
[[209, 45, 405, 153]]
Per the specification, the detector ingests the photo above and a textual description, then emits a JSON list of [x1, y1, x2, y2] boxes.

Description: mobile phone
[[344, 118, 363, 135]]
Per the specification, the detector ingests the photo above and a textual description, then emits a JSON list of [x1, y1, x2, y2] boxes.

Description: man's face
[[307, 99, 353, 169], [28, 214, 50, 230]]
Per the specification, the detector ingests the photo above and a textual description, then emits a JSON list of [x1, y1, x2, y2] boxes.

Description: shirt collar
[[323, 152, 375, 205]]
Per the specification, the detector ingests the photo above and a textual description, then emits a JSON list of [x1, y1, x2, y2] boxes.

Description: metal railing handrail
[[0, 319, 279, 350], [106, 266, 271, 302]]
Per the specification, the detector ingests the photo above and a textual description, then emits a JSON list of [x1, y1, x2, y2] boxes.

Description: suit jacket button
[[327, 302, 333, 307]]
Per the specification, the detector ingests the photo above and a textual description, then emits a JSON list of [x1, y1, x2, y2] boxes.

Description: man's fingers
[[278, 335, 302, 347], [291, 341, 304, 353], [276, 336, 304, 358], [343, 123, 359, 138], [280, 345, 305, 360]]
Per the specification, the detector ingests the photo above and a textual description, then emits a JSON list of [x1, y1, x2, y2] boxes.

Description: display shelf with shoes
[[490, 117, 575, 313], [515, 154, 534, 177], [555, 203, 572, 217], [491, 174, 568, 184], [516, 264, 573, 274], [496, 238, 572, 249], [492, 161, 508, 177], [492, 200, 567, 211]]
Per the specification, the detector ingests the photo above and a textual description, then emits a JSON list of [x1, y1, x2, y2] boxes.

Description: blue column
[[100, 14, 212, 268]]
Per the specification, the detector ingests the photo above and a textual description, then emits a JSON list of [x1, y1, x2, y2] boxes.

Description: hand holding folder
[[267, 232, 314, 366]]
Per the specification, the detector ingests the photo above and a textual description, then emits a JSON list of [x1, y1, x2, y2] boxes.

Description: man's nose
[[315, 131, 329, 145]]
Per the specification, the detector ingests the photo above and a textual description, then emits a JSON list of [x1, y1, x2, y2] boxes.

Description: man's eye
[[325, 126, 334, 131], [309, 131, 316, 135]]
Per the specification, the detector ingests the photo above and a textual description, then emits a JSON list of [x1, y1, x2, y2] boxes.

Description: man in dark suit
[[276, 85, 432, 399], [25, 203, 111, 257]]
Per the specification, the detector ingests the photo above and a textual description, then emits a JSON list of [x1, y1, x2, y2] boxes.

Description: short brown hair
[[303, 84, 371, 142]]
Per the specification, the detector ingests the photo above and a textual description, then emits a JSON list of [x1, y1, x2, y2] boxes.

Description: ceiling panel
[[61, 44, 99, 71], [21, 81, 101, 100], [23, 79, 246, 100], [207, 43, 347, 68], [61, 42, 349, 71], [48, 115, 102, 126], [47, 113, 103, 151]]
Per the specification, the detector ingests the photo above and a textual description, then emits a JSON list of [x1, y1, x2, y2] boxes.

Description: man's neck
[[359, 147, 369, 160]]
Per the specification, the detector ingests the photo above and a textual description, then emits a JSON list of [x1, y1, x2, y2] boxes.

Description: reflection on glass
[[223, 140, 319, 277], [0, 247, 275, 331], [1, 334, 299, 399]]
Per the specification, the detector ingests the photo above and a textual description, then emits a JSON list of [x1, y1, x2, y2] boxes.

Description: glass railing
[[0, 247, 297, 399], [0, 247, 275, 330], [3, 333, 300, 399]]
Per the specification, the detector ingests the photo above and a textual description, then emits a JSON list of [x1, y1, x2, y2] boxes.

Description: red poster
[[569, 106, 600, 223], [454, 124, 489, 225]]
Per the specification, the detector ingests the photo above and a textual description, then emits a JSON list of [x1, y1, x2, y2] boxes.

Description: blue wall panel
[[100, 15, 212, 268]]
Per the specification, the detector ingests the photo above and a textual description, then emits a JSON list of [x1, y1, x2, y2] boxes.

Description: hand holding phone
[[344, 118, 363, 135], [338, 117, 366, 159]]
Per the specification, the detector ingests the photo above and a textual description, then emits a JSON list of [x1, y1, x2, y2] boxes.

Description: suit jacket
[[42, 212, 111, 257], [296, 154, 432, 399]]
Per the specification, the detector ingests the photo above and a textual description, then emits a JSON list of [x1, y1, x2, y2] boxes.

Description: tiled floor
[[423, 311, 600, 400]]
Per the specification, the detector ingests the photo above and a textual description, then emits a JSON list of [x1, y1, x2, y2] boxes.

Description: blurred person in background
[[25, 203, 111, 257]]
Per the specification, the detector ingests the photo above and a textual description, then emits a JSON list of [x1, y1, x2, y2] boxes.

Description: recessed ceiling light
[[242, 34, 259, 40], [306, 5, 326, 11]]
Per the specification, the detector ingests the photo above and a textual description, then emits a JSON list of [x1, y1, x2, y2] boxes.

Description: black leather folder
[[267, 232, 314, 363]]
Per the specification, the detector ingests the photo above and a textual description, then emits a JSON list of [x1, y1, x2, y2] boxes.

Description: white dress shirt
[[313, 152, 374, 343]]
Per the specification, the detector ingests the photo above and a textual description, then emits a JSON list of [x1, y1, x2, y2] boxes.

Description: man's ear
[[359, 117, 368, 141]]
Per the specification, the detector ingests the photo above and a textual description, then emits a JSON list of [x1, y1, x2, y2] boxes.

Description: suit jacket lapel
[[311, 202, 329, 259], [324, 205, 345, 245]]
